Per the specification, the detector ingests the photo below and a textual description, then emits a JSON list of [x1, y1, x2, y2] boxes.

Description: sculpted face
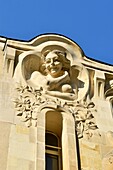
[[45, 52, 63, 77]]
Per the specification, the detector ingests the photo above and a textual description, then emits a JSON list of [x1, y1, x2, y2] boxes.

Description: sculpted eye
[[46, 60, 51, 64], [54, 58, 60, 62], [54, 59, 58, 62], [47, 81, 50, 85]]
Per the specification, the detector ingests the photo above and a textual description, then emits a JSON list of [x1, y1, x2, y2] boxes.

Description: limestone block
[[29, 127, 37, 143], [80, 141, 102, 170], [7, 157, 35, 170], [36, 127, 45, 143], [102, 153, 113, 170], [0, 50, 4, 76], [36, 158, 45, 170], [36, 142, 45, 160], [0, 122, 11, 170], [0, 79, 15, 123]]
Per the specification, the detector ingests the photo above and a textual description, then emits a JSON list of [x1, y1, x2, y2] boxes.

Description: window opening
[[45, 132, 61, 170]]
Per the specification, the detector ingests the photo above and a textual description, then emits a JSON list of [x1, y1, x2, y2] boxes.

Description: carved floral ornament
[[102, 151, 113, 170], [13, 40, 98, 138]]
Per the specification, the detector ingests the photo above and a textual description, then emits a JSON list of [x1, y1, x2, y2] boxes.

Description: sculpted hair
[[40, 50, 71, 75]]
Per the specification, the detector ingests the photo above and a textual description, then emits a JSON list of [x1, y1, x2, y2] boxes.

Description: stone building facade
[[0, 34, 113, 170]]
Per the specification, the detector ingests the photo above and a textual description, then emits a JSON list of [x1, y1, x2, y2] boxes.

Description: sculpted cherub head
[[41, 50, 71, 78]]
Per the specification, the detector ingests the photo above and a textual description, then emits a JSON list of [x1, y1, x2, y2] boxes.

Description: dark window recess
[[46, 153, 59, 170]]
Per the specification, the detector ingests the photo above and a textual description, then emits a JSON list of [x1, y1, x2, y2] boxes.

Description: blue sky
[[0, 0, 113, 64]]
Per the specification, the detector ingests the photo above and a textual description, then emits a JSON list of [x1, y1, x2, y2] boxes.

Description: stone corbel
[[3, 46, 16, 76]]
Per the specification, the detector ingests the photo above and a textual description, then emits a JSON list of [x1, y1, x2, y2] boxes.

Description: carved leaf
[[87, 102, 95, 108]]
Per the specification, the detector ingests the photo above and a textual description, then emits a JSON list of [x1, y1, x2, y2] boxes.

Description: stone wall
[[0, 34, 113, 170]]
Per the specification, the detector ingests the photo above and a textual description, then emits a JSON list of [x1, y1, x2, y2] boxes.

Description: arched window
[[45, 132, 62, 170]]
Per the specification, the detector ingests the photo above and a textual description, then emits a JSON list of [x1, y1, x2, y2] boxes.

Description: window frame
[[45, 131, 62, 170]]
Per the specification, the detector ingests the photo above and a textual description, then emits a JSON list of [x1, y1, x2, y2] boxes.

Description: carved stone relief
[[13, 45, 98, 138], [27, 50, 78, 101], [13, 83, 98, 140], [106, 131, 113, 146], [105, 79, 113, 98], [102, 151, 113, 170], [72, 100, 98, 139]]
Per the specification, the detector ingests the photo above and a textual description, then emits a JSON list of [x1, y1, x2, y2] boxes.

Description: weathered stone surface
[[0, 122, 11, 170], [0, 34, 113, 169]]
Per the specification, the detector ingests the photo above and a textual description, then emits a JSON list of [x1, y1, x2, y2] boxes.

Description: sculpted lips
[[49, 66, 60, 73]]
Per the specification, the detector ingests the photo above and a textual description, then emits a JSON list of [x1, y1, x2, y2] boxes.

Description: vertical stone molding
[[94, 70, 105, 99], [3, 47, 16, 77], [62, 113, 78, 170], [0, 34, 113, 169], [36, 109, 45, 170]]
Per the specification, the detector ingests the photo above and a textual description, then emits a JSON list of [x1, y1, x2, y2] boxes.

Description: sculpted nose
[[50, 59, 54, 65]]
